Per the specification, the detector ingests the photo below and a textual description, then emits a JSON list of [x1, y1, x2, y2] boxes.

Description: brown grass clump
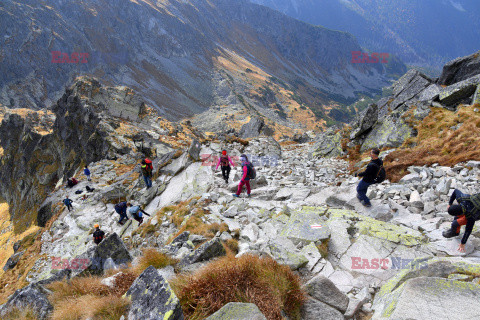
[[170, 254, 306, 320], [223, 238, 239, 255], [225, 135, 249, 146], [51, 294, 129, 320], [47, 272, 136, 320], [134, 248, 178, 274], [47, 276, 112, 304], [2, 306, 39, 320], [384, 106, 480, 182]]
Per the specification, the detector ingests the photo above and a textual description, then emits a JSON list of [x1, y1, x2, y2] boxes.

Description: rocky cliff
[[0, 77, 199, 233], [310, 50, 480, 159]]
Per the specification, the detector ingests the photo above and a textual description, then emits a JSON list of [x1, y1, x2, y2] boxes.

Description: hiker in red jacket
[[215, 150, 236, 183], [141, 158, 153, 189], [233, 154, 254, 198]]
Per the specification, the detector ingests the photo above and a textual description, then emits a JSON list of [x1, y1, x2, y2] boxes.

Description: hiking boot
[[362, 202, 372, 208], [247, 194, 251, 198], [232, 194, 239, 198], [442, 229, 459, 238]]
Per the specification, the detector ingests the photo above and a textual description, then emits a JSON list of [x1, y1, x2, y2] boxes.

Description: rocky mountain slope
[[0, 0, 405, 128], [1, 52, 480, 319], [251, 0, 480, 69]]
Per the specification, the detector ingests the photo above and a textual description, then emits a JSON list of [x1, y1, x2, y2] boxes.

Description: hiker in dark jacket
[[115, 201, 131, 225], [140, 159, 153, 189], [215, 150, 236, 183], [93, 224, 105, 245], [355, 148, 383, 207], [232, 154, 252, 198], [442, 189, 480, 252], [63, 196, 73, 211]]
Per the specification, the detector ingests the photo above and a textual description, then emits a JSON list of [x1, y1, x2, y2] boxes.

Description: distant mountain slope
[[0, 0, 404, 127], [250, 0, 480, 69]]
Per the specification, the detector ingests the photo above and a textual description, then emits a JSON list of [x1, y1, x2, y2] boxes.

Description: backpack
[[246, 163, 256, 180], [467, 194, 480, 220], [372, 163, 386, 184], [93, 230, 104, 243], [144, 158, 153, 171], [220, 155, 229, 166]]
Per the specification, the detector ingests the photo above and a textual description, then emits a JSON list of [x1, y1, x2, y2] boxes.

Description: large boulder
[[267, 237, 308, 270], [360, 106, 414, 152], [380, 70, 432, 115], [309, 129, 343, 158], [438, 50, 480, 86], [373, 277, 480, 320], [372, 257, 480, 319], [178, 237, 226, 268], [350, 103, 378, 140], [438, 75, 480, 106], [238, 117, 270, 138], [0, 283, 53, 320], [77, 233, 132, 276], [3, 251, 24, 271], [205, 302, 267, 320], [301, 298, 344, 320], [279, 207, 330, 245], [304, 275, 349, 313], [125, 266, 184, 320]]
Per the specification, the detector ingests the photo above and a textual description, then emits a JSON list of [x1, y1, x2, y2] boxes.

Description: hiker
[[84, 165, 91, 181], [232, 154, 254, 198], [141, 158, 153, 189], [66, 177, 78, 188], [128, 204, 150, 226], [355, 148, 384, 207], [93, 224, 105, 245], [215, 150, 236, 183], [442, 189, 480, 252], [63, 196, 73, 211], [115, 201, 131, 225]]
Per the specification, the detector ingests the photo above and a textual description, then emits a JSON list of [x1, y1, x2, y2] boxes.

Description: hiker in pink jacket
[[233, 154, 253, 198], [215, 150, 236, 183]]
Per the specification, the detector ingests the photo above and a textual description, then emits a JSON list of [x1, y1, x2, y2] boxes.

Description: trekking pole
[[141, 210, 151, 217]]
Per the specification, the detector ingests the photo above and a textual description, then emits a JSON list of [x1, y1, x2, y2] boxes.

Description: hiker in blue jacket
[[128, 205, 151, 226], [84, 165, 91, 181], [63, 196, 73, 211]]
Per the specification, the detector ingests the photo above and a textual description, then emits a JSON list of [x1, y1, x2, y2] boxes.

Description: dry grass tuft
[[51, 294, 129, 320], [223, 238, 239, 255], [384, 106, 480, 182], [134, 248, 178, 274], [170, 254, 306, 320], [47, 271, 136, 320], [2, 306, 39, 320]]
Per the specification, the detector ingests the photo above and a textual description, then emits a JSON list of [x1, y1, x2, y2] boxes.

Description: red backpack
[[144, 158, 153, 171]]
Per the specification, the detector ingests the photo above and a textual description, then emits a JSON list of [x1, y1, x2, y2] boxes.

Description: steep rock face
[[311, 52, 480, 157], [438, 50, 480, 85], [0, 78, 146, 232]]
